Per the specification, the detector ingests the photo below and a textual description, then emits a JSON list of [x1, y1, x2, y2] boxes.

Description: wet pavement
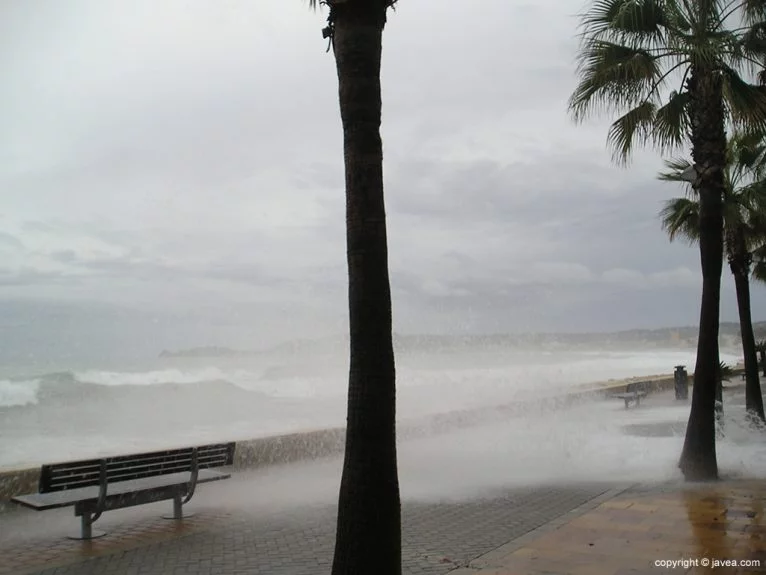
[[3, 477, 766, 574], [0, 478, 611, 575], [451, 480, 766, 575]]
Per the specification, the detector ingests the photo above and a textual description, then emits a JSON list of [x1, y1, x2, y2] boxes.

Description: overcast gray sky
[[1, 0, 763, 350]]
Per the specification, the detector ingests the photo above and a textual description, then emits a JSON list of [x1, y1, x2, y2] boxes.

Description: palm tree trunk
[[329, 3, 402, 574], [730, 239, 765, 423], [679, 67, 725, 482]]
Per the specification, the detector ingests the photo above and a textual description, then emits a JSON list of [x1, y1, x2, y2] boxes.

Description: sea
[[0, 340, 746, 473]]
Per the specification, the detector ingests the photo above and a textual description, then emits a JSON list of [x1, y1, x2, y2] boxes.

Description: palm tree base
[[678, 460, 719, 482]]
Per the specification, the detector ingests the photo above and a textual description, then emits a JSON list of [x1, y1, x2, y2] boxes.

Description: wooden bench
[[610, 381, 649, 409], [12, 442, 235, 540]]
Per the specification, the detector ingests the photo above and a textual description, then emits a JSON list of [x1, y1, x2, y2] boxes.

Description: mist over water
[[1, 338, 756, 494], [398, 392, 766, 501], [173, 386, 766, 511]]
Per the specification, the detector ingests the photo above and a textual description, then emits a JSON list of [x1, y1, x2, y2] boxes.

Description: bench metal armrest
[[182, 448, 199, 504], [91, 459, 108, 522]]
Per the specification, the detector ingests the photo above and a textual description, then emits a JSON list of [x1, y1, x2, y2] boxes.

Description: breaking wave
[[0, 349, 740, 410]]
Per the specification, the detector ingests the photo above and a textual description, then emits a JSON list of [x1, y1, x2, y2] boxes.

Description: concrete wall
[[0, 467, 39, 511], [232, 427, 346, 470]]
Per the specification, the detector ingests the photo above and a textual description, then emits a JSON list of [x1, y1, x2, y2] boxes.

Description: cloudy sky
[[1, 0, 763, 352]]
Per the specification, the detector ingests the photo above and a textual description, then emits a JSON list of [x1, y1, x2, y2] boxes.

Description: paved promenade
[[452, 479, 766, 575], [0, 454, 613, 575], [2, 386, 765, 574], [2, 466, 766, 574]]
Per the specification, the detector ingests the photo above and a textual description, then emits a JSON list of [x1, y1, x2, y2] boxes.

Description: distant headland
[[158, 321, 765, 359]]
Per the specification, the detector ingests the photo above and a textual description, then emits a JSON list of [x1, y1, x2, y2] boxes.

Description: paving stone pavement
[[1, 484, 612, 575], [448, 479, 766, 575]]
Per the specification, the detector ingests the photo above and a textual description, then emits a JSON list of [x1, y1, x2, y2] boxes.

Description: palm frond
[[741, 0, 766, 24], [730, 129, 766, 169], [581, 0, 671, 42], [737, 176, 766, 208], [570, 41, 662, 121], [741, 182, 766, 251], [658, 156, 694, 183], [723, 197, 748, 229], [753, 243, 766, 282], [571, 0, 766, 171], [726, 129, 766, 187], [664, 0, 693, 33], [735, 20, 766, 62], [744, 212, 766, 249], [606, 101, 658, 163], [660, 197, 701, 243], [745, 180, 766, 211], [722, 65, 766, 130], [652, 89, 692, 151]]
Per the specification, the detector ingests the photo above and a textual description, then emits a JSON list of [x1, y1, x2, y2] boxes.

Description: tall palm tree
[[309, 1, 401, 573], [660, 131, 766, 424], [569, 0, 766, 481]]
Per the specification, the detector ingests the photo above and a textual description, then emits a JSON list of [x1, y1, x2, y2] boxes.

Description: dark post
[[674, 365, 689, 400]]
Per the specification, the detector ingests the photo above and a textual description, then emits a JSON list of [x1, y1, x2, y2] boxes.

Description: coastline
[[1, 364, 734, 508]]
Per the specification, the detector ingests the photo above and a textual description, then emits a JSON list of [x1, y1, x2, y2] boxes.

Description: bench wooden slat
[[46, 446, 229, 474], [40, 442, 235, 493], [47, 453, 230, 488], [46, 446, 231, 476], [13, 469, 230, 511]]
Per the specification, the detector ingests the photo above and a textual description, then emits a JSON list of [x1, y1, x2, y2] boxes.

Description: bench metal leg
[[68, 508, 106, 540], [173, 492, 183, 519], [162, 491, 195, 520]]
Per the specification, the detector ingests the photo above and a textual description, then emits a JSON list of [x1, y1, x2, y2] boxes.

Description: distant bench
[[610, 381, 649, 409], [11, 442, 235, 540]]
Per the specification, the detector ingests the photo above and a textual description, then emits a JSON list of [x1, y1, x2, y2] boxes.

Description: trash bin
[[674, 365, 688, 400]]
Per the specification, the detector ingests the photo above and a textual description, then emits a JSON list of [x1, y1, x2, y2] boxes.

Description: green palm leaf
[[570, 0, 766, 163], [659, 128, 766, 271], [741, 0, 766, 24], [582, 0, 669, 41], [721, 65, 766, 130], [653, 90, 691, 150], [606, 101, 657, 162], [660, 196, 701, 243], [658, 156, 694, 184], [571, 42, 662, 121]]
